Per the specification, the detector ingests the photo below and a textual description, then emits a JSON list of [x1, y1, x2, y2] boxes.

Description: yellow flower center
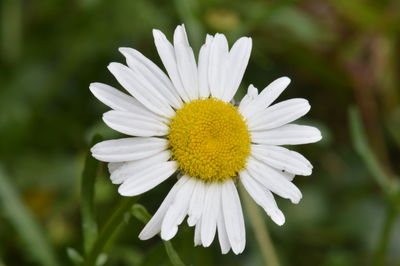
[[168, 98, 251, 182]]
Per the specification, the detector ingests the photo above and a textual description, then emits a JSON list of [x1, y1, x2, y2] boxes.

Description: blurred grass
[[0, 0, 399, 265]]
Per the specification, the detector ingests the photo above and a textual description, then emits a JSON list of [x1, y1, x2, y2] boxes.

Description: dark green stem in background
[[349, 106, 400, 265], [349, 107, 391, 192], [81, 135, 103, 254], [131, 204, 186, 266], [373, 205, 398, 266], [83, 197, 139, 266]]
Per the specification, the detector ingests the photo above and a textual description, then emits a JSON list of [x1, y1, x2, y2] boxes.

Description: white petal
[[119, 48, 183, 109], [90, 83, 168, 123], [201, 183, 220, 247], [251, 124, 322, 145], [153, 29, 190, 102], [161, 176, 196, 240], [110, 151, 171, 184], [173, 25, 199, 100], [248, 98, 311, 131], [103, 110, 168, 137], [240, 170, 285, 225], [240, 77, 291, 119], [221, 37, 252, 102], [194, 220, 202, 246], [187, 179, 206, 227], [217, 198, 231, 254], [208, 34, 229, 100], [118, 161, 177, 196], [221, 180, 245, 254], [198, 35, 213, 98], [108, 162, 123, 174], [247, 157, 302, 203], [91, 137, 168, 162], [90, 82, 142, 112], [139, 177, 188, 240], [108, 62, 175, 118], [252, 144, 313, 176], [238, 84, 258, 111]]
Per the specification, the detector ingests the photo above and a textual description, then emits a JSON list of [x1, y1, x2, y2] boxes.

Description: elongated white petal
[[91, 137, 168, 162], [161, 176, 196, 240], [208, 34, 229, 99], [103, 110, 168, 137], [217, 197, 231, 254], [108, 62, 175, 118], [252, 144, 313, 176], [89, 83, 140, 112], [118, 161, 177, 196], [201, 183, 220, 247], [248, 98, 311, 131], [198, 35, 213, 98], [239, 84, 258, 111], [108, 162, 123, 174], [221, 180, 245, 254], [247, 157, 302, 203], [240, 77, 291, 119], [110, 151, 171, 184], [187, 179, 206, 227], [139, 177, 188, 240], [222, 37, 252, 102], [91, 83, 168, 123], [194, 220, 202, 246], [153, 29, 190, 102], [240, 170, 285, 225], [174, 25, 199, 100], [119, 48, 183, 109], [251, 124, 322, 145]]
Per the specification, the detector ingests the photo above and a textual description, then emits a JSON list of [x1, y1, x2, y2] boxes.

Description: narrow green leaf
[[348, 106, 391, 191], [0, 166, 59, 266], [131, 203, 152, 223], [96, 253, 108, 266], [131, 203, 186, 266], [84, 197, 139, 266], [66, 247, 83, 265], [164, 241, 186, 266], [81, 134, 103, 254]]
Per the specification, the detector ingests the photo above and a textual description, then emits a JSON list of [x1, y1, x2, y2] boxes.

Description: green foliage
[[0, 167, 59, 266]]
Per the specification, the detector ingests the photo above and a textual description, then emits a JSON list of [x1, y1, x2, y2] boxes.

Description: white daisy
[[90, 24, 322, 254]]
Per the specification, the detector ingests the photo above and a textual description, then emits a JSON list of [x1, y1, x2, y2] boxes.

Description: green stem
[[373, 205, 398, 266], [81, 135, 102, 254], [349, 107, 391, 191], [131, 204, 186, 266], [239, 184, 280, 266], [83, 197, 139, 266]]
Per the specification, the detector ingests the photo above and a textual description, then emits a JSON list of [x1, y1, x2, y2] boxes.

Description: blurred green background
[[1, 0, 400, 265]]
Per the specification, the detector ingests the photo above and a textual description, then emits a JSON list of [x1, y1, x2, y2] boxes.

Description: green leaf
[[83, 197, 140, 266], [96, 253, 108, 266], [81, 134, 103, 254], [164, 241, 186, 266], [66, 247, 83, 265], [0, 166, 59, 266], [348, 106, 391, 191], [131, 203, 152, 223], [131, 203, 186, 266]]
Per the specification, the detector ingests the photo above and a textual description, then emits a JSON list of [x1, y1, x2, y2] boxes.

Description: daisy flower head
[[90, 24, 322, 254]]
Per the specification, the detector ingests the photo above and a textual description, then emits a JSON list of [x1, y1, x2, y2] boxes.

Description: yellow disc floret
[[168, 98, 251, 182]]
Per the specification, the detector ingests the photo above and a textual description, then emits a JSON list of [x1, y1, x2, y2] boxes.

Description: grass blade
[[131, 203, 186, 266], [0, 166, 59, 266], [81, 134, 103, 254]]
